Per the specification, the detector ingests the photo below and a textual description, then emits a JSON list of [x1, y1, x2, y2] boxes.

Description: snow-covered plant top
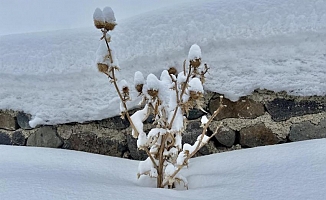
[[93, 8, 104, 22], [188, 44, 201, 61], [93, 7, 225, 189], [134, 71, 145, 85], [102, 7, 116, 23], [93, 7, 117, 31]]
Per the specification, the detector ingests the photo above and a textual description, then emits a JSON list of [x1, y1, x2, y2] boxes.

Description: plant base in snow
[[93, 7, 224, 189]]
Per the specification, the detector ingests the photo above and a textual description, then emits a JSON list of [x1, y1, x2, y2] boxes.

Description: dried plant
[[93, 7, 224, 189]]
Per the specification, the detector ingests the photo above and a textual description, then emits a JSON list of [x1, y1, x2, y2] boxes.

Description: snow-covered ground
[[1, 139, 325, 200], [0, 0, 325, 126]]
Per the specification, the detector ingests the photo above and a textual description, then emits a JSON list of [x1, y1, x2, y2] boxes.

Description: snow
[[93, 8, 104, 22], [130, 104, 148, 138], [146, 73, 160, 91], [189, 78, 204, 93], [118, 79, 129, 92], [0, 0, 325, 126], [102, 7, 116, 23], [95, 39, 109, 64], [188, 44, 201, 61], [201, 115, 208, 125], [134, 71, 145, 86], [1, 139, 326, 199]]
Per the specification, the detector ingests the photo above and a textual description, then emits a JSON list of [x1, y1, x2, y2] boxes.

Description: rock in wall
[[0, 89, 325, 160]]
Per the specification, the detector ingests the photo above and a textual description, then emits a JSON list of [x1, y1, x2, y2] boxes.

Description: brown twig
[[157, 134, 167, 188], [162, 99, 224, 188], [144, 148, 158, 170], [168, 63, 192, 130], [101, 29, 160, 173]]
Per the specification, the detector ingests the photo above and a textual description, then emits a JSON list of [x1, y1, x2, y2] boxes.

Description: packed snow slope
[[1, 139, 326, 200], [0, 0, 325, 126]]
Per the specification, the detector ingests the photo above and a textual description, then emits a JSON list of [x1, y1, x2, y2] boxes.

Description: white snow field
[[1, 139, 326, 200], [0, 0, 326, 127]]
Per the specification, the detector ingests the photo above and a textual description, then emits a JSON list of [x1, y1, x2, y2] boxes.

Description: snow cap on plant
[[96, 40, 110, 73], [188, 77, 204, 100], [134, 71, 145, 94], [188, 44, 202, 68], [146, 73, 160, 97], [103, 7, 117, 31], [160, 70, 172, 84], [119, 79, 129, 96], [201, 115, 209, 126], [93, 8, 105, 29], [168, 67, 177, 76]]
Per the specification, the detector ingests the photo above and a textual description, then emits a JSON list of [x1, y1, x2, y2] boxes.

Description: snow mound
[[0, 0, 325, 126], [1, 139, 326, 199]]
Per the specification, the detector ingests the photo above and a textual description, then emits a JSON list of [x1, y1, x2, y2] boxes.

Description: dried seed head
[[190, 58, 201, 68], [94, 20, 105, 29], [93, 8, 105, 29], [122, 86, 129, 94], [147, 89, 158, 97], [97, 63, 109, 73], [135, 84, 143, 93], [168, 67, 177, 75], [189, 91, 202, 100], [104, 21, 117, 31], [102, 7, 117, 31]]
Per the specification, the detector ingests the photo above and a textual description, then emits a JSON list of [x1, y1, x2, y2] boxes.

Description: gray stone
[[240, 123, 280, 147], [187, 108, 206, 120], [209, 96, 265, 120], [289, 119, 326, 142], [126, 134, 147, 160], [98, 116, 130, 130], [67, 131, 128, 157], [27, 126, 63, 148], [265, 98, 325, 122], [0, 132, 11, 145], [62, 140, 71, 149], [17, 112, 32, 130], [11, 131, 26, 146], [0, 112, 18, 131], [183, 121, 216, 156], [214, 126, 236, 147]]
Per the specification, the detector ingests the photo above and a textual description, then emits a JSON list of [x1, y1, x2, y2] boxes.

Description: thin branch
[[144, 148, 158, 170], [162, 100, 224, 188], [183, 59, 186, 76], [158, 134, 167, 188], [168, 63, 192, 130], [111, 69, 139, 137], [102, 30, 114, 64], [190, 104, 224, 158]]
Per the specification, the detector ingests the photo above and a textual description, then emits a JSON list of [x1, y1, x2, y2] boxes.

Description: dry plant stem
[[180, 64, 192, 99], [110, 69, 136, 130], [190, 104, 224, 158], [162, 103, 224, 188], [102, 31, 139, 136], [110, 61, 158, 172], [183, 60, 186, 76], [144, 148, 158, 169], [168, 65, 192, 130], [161, 122, 222, 188], [101, 30, 159, 168], [102, 30, 114, 64], [157, 134, 168, 188]]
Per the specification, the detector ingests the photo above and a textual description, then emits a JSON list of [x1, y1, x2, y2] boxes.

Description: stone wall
[[0, 89, 325, 160]]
